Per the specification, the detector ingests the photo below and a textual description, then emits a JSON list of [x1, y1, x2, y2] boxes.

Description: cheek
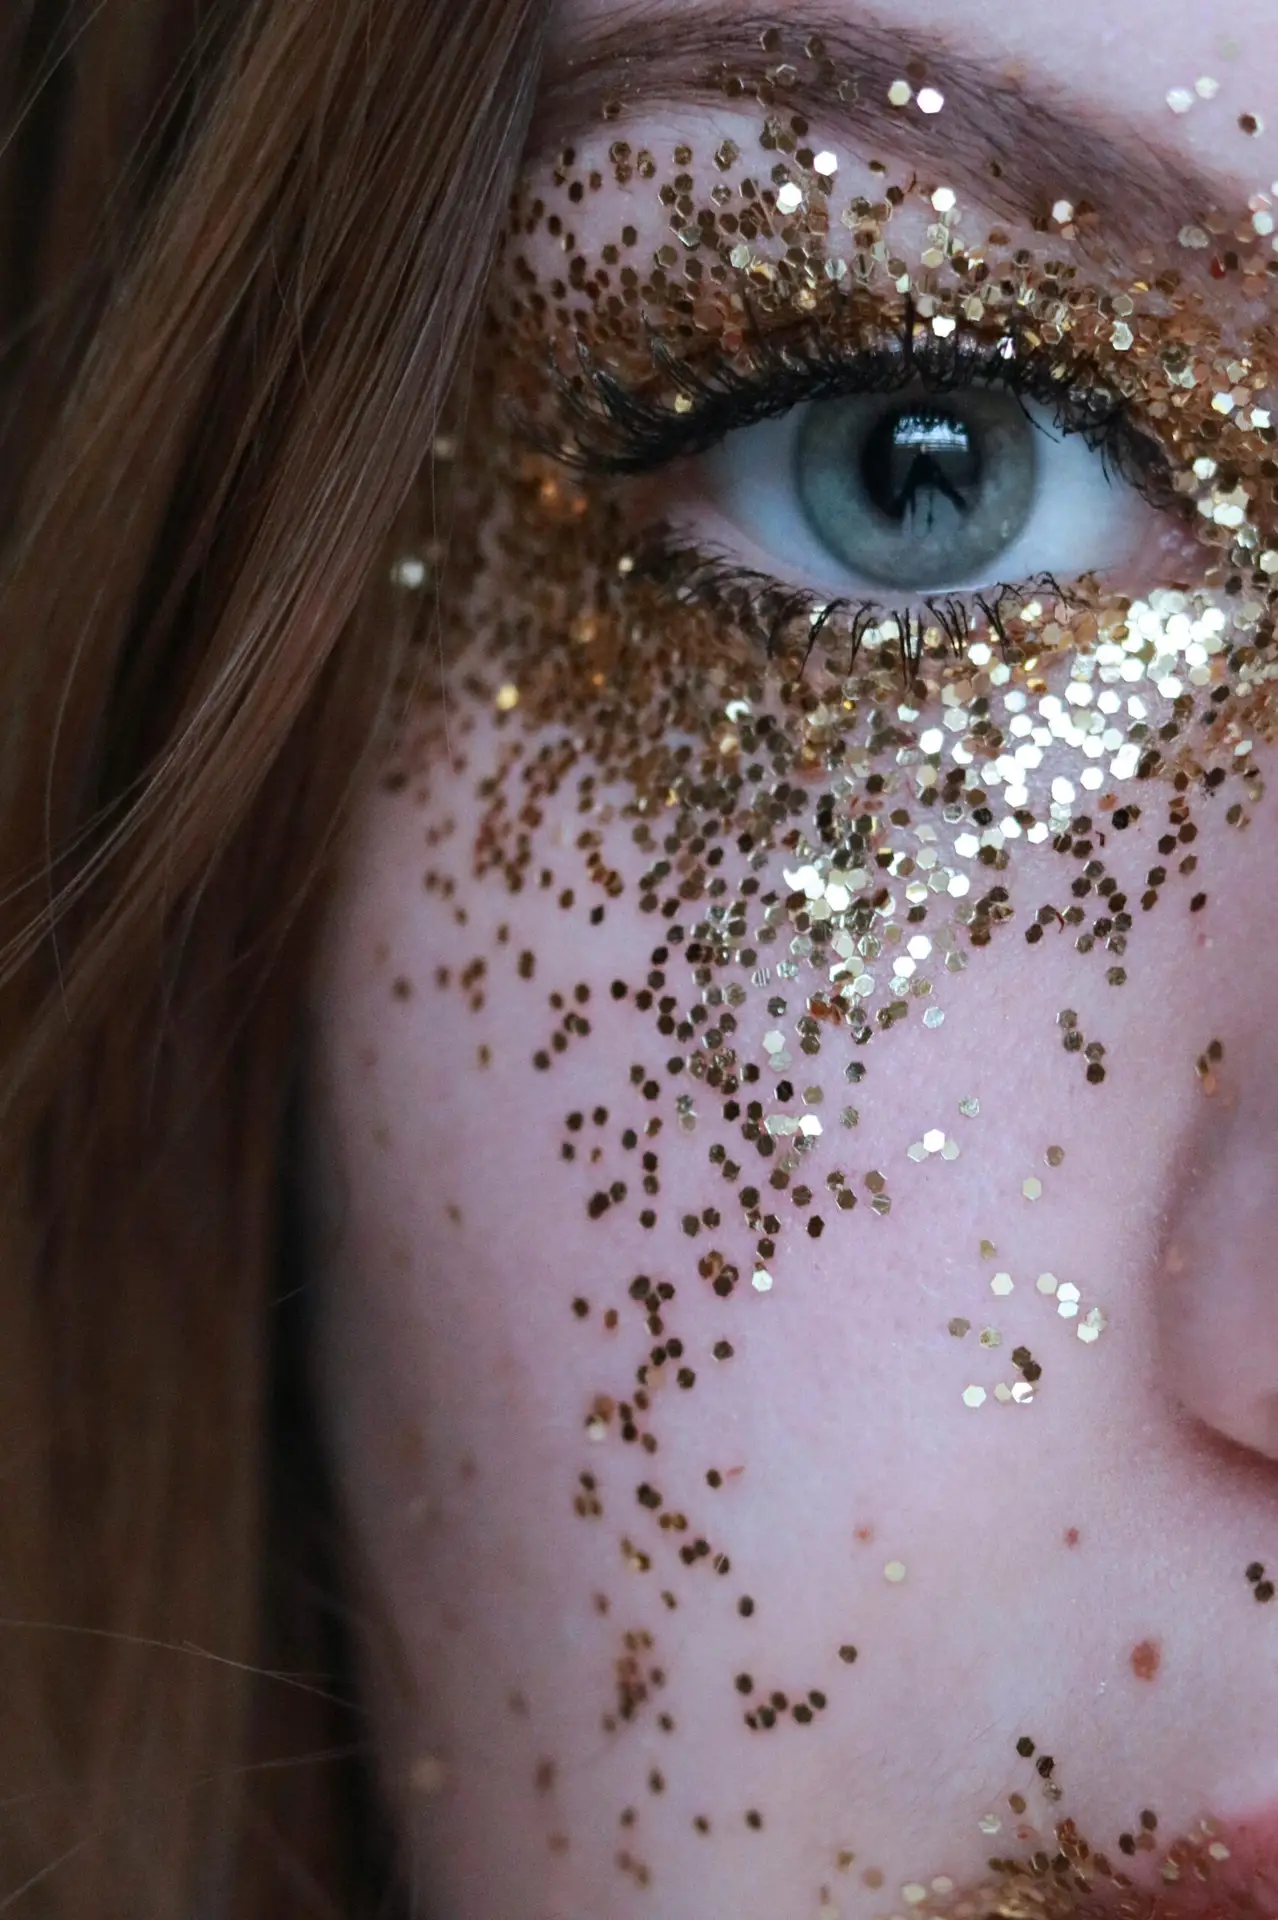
[[305, 685, 1278, 1906]]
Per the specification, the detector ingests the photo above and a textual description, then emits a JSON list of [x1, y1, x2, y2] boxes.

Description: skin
[[302, 2, 1278, 1914]]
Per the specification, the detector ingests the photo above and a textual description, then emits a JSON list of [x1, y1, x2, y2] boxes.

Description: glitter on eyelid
[[916, 87, 945, 113], [887, 78, 911, 106], [991, 1273, 1015, 1297], [1166, 88, 1194, 115], [884, 1561, 907, 1582]]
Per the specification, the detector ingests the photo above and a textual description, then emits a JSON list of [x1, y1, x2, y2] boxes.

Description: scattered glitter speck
[[1022, 1176, 1043, 1201], [917, 86, 944, 113], [884, 1560, 907, 1582], [991, 1272, 1014, 1296], [962, 1385, 987, 1408]]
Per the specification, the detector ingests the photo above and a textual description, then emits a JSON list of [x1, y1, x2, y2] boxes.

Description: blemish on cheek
[[1064, 1526, 1081, 1547], [1130, 1637, 1162, 1680], [409, 1755, 448, 1795]]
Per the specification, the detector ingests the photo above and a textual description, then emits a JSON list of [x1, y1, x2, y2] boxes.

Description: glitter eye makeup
[[307, 7, 1278, 1918]]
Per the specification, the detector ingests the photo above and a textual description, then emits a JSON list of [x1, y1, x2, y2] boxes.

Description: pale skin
[[303, 2, 1278, 1915]]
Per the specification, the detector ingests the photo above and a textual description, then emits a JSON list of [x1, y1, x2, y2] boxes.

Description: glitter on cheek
[[341, 28, 1278, 1911]]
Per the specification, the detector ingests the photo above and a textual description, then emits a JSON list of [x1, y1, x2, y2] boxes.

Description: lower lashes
[[640, 535, 1081, 676]]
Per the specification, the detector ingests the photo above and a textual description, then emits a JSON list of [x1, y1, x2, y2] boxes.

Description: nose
[[1156, 1062, 1278, 1463]]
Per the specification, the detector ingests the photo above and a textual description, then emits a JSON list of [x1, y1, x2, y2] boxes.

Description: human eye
[[548, 310, 1177, 654], [495, 110, 1257, 691]]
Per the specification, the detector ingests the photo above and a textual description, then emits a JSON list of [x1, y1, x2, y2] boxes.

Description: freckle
[[535, 1758, 556, 1792], [409, 1755, 447, 1795], [1130, 1638, 1161, 1680], [1064, 1527, 1081, 1547], [854, 1524, 874, 1543], [445, 1202, 463, 1225]]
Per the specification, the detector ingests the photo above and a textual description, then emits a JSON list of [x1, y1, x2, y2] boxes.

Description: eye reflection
[[795, 387, 1038, 589]]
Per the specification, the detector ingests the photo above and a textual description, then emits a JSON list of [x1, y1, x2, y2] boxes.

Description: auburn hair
[[0, 0, 549, 1909]]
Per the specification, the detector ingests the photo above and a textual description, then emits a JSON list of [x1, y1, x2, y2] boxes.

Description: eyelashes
[[537, 302, 1178, 515], [512, 301, 1186, 675]]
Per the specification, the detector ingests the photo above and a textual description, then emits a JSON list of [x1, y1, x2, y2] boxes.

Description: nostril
[[1153, 1090, 1278, 1467]]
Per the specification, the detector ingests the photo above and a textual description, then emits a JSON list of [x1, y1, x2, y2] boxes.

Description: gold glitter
[[385, 35, 1278, 1883]]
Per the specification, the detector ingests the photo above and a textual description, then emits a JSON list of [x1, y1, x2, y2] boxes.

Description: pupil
[[860, 406, 981, 528]]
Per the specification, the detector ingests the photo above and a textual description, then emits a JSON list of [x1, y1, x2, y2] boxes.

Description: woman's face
[[304, 0, 1278, 1912]]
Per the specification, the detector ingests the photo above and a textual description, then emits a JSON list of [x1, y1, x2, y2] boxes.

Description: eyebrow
[[532, 4, 1224, 254]]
